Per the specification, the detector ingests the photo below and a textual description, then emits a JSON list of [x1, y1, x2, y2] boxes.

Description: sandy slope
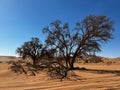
[[0, 58, 120, 90]]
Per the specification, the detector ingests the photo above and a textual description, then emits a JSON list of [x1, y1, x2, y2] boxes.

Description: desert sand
[[0, 56, 120, 90]]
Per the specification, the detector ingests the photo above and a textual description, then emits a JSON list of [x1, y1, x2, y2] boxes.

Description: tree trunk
[[33, 60, 36, 66], [65, 59, 69, 68], [33, 58, 38, 67], [69, 59, 75, 70], [66, 56, 71, 69]]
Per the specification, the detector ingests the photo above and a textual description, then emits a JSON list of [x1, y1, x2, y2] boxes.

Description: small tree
[[43, 15, 114, 69], [16, 37, 43, 65]]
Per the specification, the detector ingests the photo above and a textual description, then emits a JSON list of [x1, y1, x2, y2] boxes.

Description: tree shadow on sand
[[8, 60, 45, 76], [8, 60, 120, 82], [8, 60, 84, 81], [74, 67, 120, 76]]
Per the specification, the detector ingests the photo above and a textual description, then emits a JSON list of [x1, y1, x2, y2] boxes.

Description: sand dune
[[0, 56, 120, 90]]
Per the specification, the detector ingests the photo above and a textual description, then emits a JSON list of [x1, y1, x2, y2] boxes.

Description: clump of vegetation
[[9, 60, 27, 75], [84, 56, 103, 63], [106, 61, 116, 65], [47, 61, 69, 81], [9, 60, 38, 76]]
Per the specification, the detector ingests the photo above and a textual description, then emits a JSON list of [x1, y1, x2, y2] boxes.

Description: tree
[[43, 15, 114, 69], [16, 37, 43, 65]]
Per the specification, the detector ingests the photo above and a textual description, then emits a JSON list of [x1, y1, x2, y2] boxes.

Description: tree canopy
[[43, 15, 114, 69], [16, 37, 43, 65]]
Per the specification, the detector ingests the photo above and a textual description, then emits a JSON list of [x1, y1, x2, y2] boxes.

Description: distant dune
[[0, 56, 17, 62], [0, 56, 120, 63]]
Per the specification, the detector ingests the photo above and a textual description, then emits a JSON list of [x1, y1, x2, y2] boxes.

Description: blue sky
[[0, 0, 120, 58]]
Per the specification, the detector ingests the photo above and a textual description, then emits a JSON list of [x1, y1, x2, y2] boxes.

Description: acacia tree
[[16, 37, 43, 65], [43, 15, 114, 69]]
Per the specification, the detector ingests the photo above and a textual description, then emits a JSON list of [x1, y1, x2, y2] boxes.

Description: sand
[[0, 56, 120, 90]]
